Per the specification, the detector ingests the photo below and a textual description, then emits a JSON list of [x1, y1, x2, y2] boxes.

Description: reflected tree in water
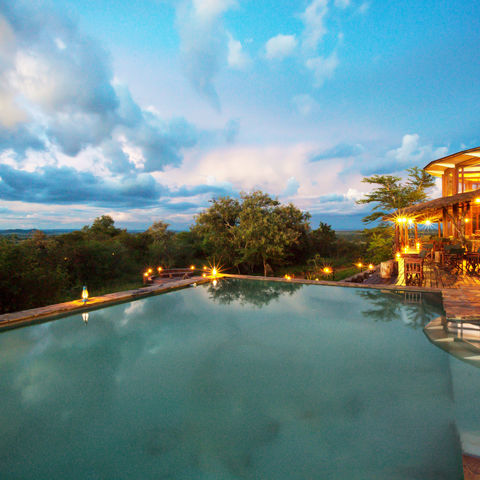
[[208, 279, 302, 308], [356, 289, 444, 329]]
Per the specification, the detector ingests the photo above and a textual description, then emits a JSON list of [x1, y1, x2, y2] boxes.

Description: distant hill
[[0, 229, 76, 239]]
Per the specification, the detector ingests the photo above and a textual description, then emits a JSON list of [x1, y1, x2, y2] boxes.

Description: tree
[[356, 167, 435, 224], [311, 222, 336, 257], [145, 221, 176, 266], [85, 215, 122, 237]]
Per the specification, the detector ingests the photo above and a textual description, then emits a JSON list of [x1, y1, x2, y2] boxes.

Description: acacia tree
[[356, 167, 436, 261], [356, 167, 435, 224]]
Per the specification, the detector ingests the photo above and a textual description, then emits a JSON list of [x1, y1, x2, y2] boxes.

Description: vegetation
[[0, 190, 368, 314], [356, 167, 436, 262]]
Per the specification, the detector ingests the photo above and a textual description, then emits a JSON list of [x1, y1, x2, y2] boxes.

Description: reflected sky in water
[[0, 279, 470, 479]]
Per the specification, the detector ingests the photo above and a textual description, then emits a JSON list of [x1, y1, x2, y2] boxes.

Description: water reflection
[[207, 278, 302, 307], [0, 281, 468, 479], [357, 289, 444, 329]]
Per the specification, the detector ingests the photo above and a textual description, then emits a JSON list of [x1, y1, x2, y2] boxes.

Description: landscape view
[[1, 1, 480, 479]]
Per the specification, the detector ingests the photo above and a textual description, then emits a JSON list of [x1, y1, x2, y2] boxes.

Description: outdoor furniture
[[465, 247, 480, 275], [404, 257, 424, 286], [443, 245, 465, 274]]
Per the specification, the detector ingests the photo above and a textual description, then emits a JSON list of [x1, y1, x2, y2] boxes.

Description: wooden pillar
[[395, 224, 400, 252], [438, 221, 441, 237], [414, 223, 418, 243], [452, 204, 458, 238]]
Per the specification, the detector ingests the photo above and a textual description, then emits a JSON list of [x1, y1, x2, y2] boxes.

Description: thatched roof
[[424, 146, 480, 177], [384, 188, 480, 222]]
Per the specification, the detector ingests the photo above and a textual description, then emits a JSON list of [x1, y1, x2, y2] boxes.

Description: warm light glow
[[416, 242, 421, 250], [368, 264, 374, 270], [212, 279, 218, 287], [425, 220, 432, 226], [147, 268, 152, 274], [82, 312, 89, 324], [407, 218, 414, 225], [315, 278, 319, 281], [190, 265, 195, 270], [82, 286, 88, 303], [356, 262, 363, 268], [212, 267, 218, 276], [203, 266, 207, 270], [404, 247, 408, 254], [202, 273, 207, 277], [395, 252, 401, 259], [157, 266, 163, 272], [323, 267, 332, 274], [475, 198, 480, 204], [144, 272, 148, 277], [465, 218, 470, 223], [284, 274, 292, 280]]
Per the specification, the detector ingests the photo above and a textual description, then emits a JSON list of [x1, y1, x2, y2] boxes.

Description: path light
[[147, 268, 152, 274], [368, 264, 374, 271], [315, 278, 319, 281], [202, 273, 207, 278], [203, 266, 207, 270], [157, 266, 163, 272], [356, 262, 363, 269], [82, 312, 89, 325], [82, 286, 89, 304], [190, 265, 195, 270]]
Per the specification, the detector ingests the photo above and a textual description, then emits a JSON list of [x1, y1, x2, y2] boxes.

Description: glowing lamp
[[147, 268, 152, 274], [395, 252, 401, 259], [407, 218, 413, 225], [212, 267, 218, 277], [157, 266, 163, 272], [190, 265, 195, 270], [465, 218, 470, 223], [356, 262, 363, 269], [315, 278, 319, 281], [323, 267, 332, 274], [143, 272, 148, 277], [368, 264, 374, 270], [82, 286, 89, 304], [425, 220, 431, 226], [404, 247, 408, 254], [475, 198, 480, 204], [203, 266, 207, 270], [202, 273, 207, 278], [416, 242, 421, 250]]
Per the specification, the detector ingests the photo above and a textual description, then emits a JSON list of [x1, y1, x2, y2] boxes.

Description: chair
[[444, 245, 465, 274], [404, 257, 424, 286]]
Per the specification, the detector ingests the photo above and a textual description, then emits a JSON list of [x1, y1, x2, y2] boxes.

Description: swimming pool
[[0, 278, 475, 479]]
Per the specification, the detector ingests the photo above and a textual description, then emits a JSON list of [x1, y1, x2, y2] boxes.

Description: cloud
[[334, 0, 350, 8], [283, 177, 300, 196], [358, 134, 448, 175], [310, 143, 365, 162], [175, 0, 237, 110], [291, 94, 319, 116], [300, 0, 329, 52], [227, 32, 251, 69], [306, 52, 339, 87], [265, 34, 298, 60]]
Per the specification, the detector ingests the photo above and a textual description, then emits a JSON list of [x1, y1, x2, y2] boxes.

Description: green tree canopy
[[356, 167, 435, 223]]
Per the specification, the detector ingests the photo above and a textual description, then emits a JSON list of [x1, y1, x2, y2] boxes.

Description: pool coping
[[0, 276, 209, 331], [0, 272, 466, 332]]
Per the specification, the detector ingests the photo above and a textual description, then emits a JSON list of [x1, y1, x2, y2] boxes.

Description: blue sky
[[0, 0, 479, 230]]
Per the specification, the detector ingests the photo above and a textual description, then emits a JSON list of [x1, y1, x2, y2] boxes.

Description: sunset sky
[[1, 0, 479, 230]]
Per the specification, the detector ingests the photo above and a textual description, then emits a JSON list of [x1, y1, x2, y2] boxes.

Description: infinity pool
[[0, 279, 475, 479]]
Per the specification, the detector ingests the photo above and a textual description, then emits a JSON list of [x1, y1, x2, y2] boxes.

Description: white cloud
[[301, 0, 329, 52], [387, 134, 448, 167], [334, 0, 350, 8], [265, 34, 297, 60], [192, 0, 237, 21], [292, 94, 319, 116], [305, 52, 339, 87], [227, 32, 251, 69], [357, 2, 370, 15]]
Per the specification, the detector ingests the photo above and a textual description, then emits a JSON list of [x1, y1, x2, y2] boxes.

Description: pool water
[[0, 279, 474, 479]]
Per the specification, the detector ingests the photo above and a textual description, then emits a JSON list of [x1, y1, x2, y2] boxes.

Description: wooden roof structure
[[424, 146, 480, 178], [384, 188, 480, 223]]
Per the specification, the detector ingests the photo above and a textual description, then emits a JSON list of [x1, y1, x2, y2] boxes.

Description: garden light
[[368, 264, 374, 270], [190, 265, 195, 270], [82, 286, 89, 304]]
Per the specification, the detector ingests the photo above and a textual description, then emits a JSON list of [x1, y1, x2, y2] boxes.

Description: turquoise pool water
[[0, 279, 474, 479]]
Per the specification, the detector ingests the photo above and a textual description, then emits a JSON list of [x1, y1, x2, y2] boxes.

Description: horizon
[[1, 1, 479, 229]]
